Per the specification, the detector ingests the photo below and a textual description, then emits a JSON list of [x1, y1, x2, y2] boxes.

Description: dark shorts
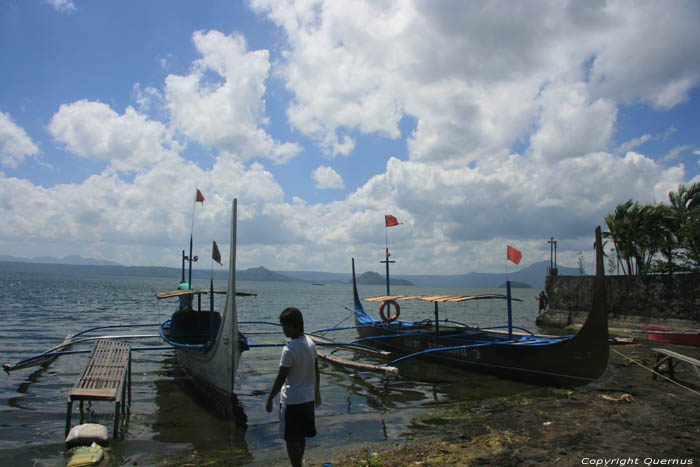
[[280, 401, 316, 440]]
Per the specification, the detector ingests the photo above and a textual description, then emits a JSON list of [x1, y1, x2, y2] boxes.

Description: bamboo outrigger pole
[[317, 350, 398, 375]]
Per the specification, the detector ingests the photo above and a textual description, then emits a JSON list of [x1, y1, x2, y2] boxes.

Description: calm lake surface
[[0, 270, 546, 466]]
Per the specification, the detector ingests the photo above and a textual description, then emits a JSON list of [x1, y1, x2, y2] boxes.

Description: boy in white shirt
[[266, 307, 321, 467]]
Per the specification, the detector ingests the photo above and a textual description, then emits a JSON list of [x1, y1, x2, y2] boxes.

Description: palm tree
[[605, 184, 700, 275], [669, 183, 700, 271], [605, 201, 669, 275], [604, 200, 635, 275]]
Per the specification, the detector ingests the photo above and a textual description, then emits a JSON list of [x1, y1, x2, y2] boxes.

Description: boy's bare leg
[[285, 437, 305, 467]]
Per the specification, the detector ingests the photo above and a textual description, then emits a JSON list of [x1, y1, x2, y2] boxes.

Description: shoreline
[[302, 337, 700, 466]]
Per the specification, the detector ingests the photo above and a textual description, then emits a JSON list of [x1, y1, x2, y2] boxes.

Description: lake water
[[0, 270, 546, 466]]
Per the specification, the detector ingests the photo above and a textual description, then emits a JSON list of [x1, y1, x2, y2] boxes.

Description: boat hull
[[176, 346, 242, 417], [646, 325, 700, 346], [355, 324, 608, 387]]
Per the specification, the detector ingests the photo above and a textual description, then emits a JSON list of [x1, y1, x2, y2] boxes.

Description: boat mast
[[229, 199, 238, 395], [186, 188, 205, 289], [380, 230, 395, 295], [188, 234, 194, 289], [506, 281, 513, 340], [181, 250, 186, 283]]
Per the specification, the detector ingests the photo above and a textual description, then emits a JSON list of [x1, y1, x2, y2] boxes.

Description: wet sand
[[309, 337, 700, 466]]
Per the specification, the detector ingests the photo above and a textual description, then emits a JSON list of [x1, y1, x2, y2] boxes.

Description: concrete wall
[[539, 273, 700, 329]]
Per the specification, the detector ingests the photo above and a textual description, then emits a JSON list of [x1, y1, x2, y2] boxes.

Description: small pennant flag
[[212, 241, 222, 265], [196, 188, 205, 203], [507, 245, 522, 265], [385, 214, 400, 227]]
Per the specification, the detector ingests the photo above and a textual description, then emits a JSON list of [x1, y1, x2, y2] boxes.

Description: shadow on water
[[7, 363, 53, 410], [150, 355, 253, 465]]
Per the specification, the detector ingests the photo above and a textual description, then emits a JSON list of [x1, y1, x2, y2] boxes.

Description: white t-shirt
[[279, 335, 317, 406]]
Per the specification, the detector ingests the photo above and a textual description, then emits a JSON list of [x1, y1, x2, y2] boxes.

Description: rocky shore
[[309, 337, 700, 466]]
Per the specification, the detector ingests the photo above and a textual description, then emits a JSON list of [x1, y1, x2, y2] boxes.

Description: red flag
[[212, 241, 222, 265], [196, 188, 205, 203], [385, 214, 399, 227], [507, 245, 522, 265]]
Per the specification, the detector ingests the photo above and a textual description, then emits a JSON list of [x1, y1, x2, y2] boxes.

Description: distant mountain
[[391, 261, 580, 290], [0, 258, 578, 289], [356, 271, 414, 286], [238, 266, 299, 282], [277, 270, 349, 283], [0, 254, 120, 266], [0, 261, 299, 283]]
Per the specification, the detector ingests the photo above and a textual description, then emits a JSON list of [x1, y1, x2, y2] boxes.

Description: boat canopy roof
[[363, 294, 522, 303], [155, 289, 257, 299]]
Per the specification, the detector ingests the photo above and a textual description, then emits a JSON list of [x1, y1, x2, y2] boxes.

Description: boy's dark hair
[[279, 307, 304, 328]]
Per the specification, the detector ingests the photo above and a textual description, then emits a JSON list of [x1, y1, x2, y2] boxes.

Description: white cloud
[[529, 82, 617, 162], [617, 134, 652, 154], [49, 100, 176, 172], [251, 0, 412, 157], [661, 145, 694, 163], [0, 112, 39, 168], [45, 0, 75, 13], [252, 0, 700, 166], [0, 154, 287, 266], [132, 84, 165, 116], [312, 166, 344, 189], [0, 145, 687, 273], [587, 2, 700, 109], [165, 30, 301, 164]]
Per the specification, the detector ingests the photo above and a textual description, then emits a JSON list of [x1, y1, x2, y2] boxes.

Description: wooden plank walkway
[[65, 339, 132, 438], [652, 347, 700, 381]]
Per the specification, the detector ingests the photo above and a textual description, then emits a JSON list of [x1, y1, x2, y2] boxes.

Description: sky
[[1, 0, 700, 275]]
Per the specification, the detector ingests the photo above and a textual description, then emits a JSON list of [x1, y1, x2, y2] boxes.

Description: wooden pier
[[65, 339, 132, 438]]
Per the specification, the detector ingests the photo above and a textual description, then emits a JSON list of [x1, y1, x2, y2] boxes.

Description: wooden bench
[[652, 348, 700, 381], [65, 340, 132, 438]]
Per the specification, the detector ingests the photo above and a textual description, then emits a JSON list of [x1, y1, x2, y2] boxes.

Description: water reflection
[[152, 357, 252, 464]]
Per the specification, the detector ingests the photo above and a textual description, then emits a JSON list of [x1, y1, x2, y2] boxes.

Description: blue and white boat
[[157, 199, 253, 415]]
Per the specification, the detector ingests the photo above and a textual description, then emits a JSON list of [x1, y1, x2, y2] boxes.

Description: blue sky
[[1, 0, 699, 274]]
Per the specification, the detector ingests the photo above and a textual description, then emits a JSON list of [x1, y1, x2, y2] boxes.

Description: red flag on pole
[[385, 214, 399, 227], [196, 188, 205, 203], [507, 245, 522, 265], [212, 241, 222, 265]]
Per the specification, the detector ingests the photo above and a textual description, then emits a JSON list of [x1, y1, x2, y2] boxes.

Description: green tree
[[604, 200, 635, 275], [604, 183, 700, 275], [604, 201, 673, 275], [668, 183, 700, 271]]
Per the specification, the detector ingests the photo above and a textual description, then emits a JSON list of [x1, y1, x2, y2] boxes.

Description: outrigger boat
[[341, 227, 610, 387], [156, 198, 254, 416], [644, 323, 700, 347]]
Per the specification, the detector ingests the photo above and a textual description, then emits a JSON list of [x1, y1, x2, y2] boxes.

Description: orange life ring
[[379, 299, 400, 322]]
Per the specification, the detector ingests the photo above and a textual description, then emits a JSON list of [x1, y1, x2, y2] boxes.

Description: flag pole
[[381, 215, 399, 296], [385, 229, 390, 295], [380, 223, 395, 296], [188, 188, 205, 289], [505, 246, 512, 340], [188, 190, 197, 289], [188, 234, 193, 289]]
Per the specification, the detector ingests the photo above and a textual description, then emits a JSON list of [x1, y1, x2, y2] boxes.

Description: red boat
[[645, 324, 700, 346]]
